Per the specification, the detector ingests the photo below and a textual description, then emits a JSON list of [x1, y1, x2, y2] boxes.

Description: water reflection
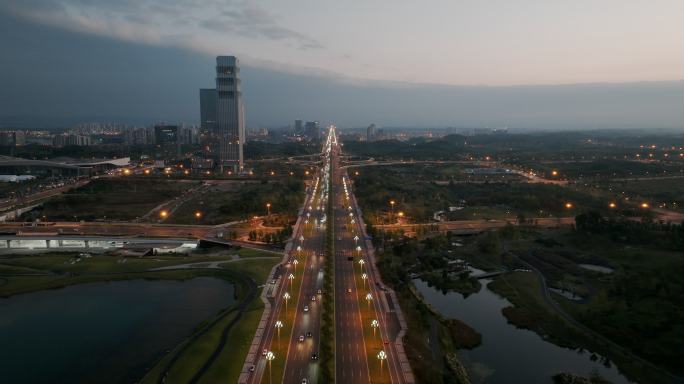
[[414, 277, 632, 383]]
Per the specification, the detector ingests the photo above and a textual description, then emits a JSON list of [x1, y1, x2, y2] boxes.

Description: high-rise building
[[294, 119, 303, 135], [199, 88, 217, 133], [305, 121, 320, 141], [367, 123, 376, 142], [215, 56, 245, 172], [154, 125, 178, 144]]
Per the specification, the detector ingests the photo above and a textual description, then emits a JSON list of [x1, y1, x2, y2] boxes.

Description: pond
[[0, 277, 235, 384], [414, 275, 632, 383]]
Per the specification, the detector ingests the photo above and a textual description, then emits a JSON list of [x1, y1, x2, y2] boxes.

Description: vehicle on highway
[[310, 353, 318, 360], [262, 348, 267, 356], [298, 334, 305, 342], [317, 289, 322, 295], [302, 379, 308, 384], [249, 365, 255, 372], [311, 295, 316, 301], [303, 305, 309, 312], [347, 288, 352, 293], [306, 331, 313, 338]]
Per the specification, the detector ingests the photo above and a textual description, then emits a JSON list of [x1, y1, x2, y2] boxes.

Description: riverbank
[[0, 250, 280, 383]]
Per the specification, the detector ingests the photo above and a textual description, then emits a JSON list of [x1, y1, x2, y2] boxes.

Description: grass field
[[20, 179, 196, 221]]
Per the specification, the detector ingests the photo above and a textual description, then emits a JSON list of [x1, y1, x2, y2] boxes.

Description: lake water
[[0, 277, 235, 384], [414, 277, 632, 383]]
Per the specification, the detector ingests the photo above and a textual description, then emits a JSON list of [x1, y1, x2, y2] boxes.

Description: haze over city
[[1, 1, 684, 129]]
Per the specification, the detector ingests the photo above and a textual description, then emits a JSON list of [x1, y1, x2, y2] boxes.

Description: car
[[384, 340, 390, 345], [249, 365, 255, 372], [298, 334, 305, 342], [317, 289, 322, 295], [347, 288, 352, 293], [262, 348, 267, 356], [302, 379, 308, 384], [306, 331, 313, 338], [304, 305, 309, 312], [310, 353, 318, 360], [311, 295, 316, 301]]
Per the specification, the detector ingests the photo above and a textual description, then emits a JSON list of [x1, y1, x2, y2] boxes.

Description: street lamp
[[266, 203, 271, 216], [159, 210, 168, 219], [389, 200, 395, 223], [371, 319, 379, 338], [283, 292, 291, 312], [378, 350, 387, 376], [266, 351, 275, 384], [354, 235, 359, 245], [299, 235, 304, 243], [293, 258, 299, 273], [365, 293, 373, 309], [362, 273, 367, 288], [194, 211, 202, 220], [288, 273, 295, 286], [275, 320, 283, 348]]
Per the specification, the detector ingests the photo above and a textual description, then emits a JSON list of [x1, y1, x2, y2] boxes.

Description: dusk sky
[[1, 1, 684, 129]]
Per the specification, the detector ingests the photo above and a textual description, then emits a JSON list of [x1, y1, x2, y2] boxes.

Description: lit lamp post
[[194, 211, 202, 220], [296, 245, 302, 257], [266, 351, 275, 384], [356, 246, 363, 259], [266, 203, 271, 216], [389, 200, 395, 223], [293, 258, 299, 273], [362, 273, 368, 289], [275, 320, 283, 348], [365, 293, 373, 309], [378, 350, 387, 377], [288, 273, 295, 286], [354, 235, 359, 245], [299, 235, 304, 243], [283, 292, 290, 312], [371, 319, 379, 338], [358, 256, 365, 272], [159, 210, 168, 219]]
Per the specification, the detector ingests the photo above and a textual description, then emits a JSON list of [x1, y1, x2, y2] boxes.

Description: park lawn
[[163, 310, 241, 384], [25, 178, 195, 221], [167, 179, 304, 225], [238, 247, 281, 259], [198, 303, 265, 384]]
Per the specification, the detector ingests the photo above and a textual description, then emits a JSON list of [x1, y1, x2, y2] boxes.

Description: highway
[[330, 127, 409, 384], [243, 142, 330, 384]]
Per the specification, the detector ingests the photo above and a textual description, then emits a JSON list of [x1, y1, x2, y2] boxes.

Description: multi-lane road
[[242, 126, 412, 384]]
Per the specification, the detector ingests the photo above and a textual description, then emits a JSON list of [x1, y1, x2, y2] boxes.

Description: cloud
[[1, 0, 323, 53]]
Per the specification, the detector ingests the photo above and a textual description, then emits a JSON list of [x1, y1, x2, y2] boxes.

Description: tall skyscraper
[[294, 119, 303, 135], [305, 121, 320, 141], [367, 123, 376, 142], [215, 56, 245, 172], [199, 88, 217, 133]]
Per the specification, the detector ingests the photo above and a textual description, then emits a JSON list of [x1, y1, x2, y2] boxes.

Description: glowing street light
[[159, 210, 168, 219], [378, 350, 387, 375], [371, 319, 379, 337], [293, 258, 299, 272], [275, 320, 283, 347], [640, 202, 650, 209], [564, 202, 573, 209], [194, 211, 202, 219], [288, 273, 295, 286], [299, 235, 305, 243], [551, 170, 558, 177], [357, 247, 363, 259], [266, 351, 275, 384], [365, 293, 373, 309], [362, 273, 368, 288], [389, 200, 396, 222], [354, 235, 359, 244], [283, 292, 291, 312], [266, 203, 272, 216], [609, 202, 617, 209]]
